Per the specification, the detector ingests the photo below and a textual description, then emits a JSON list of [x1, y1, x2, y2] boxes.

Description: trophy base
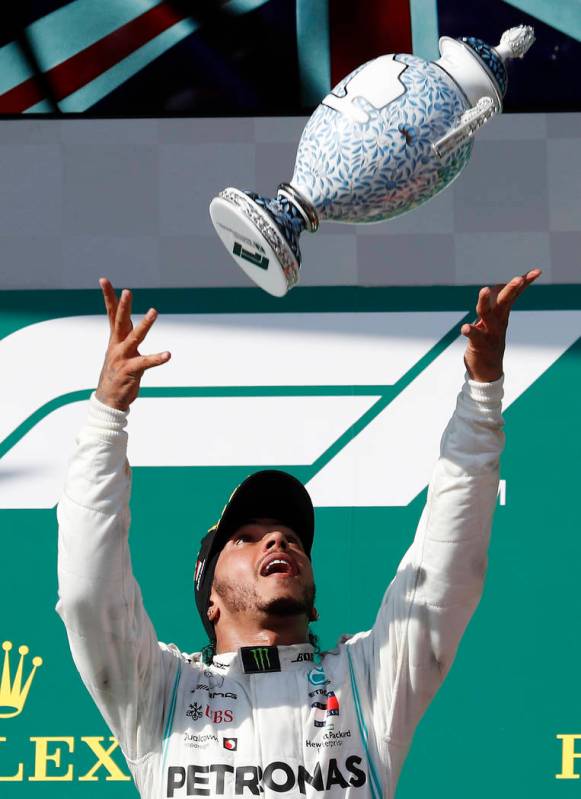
[[209, 188, 300, 297]]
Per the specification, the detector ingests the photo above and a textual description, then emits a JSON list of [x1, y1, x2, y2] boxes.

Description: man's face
[[211, 518, 315, 621]]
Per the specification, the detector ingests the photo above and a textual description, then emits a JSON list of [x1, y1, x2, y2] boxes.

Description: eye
[[234, 533, 251, 545]]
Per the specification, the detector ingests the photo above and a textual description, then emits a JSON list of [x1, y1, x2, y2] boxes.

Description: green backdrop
[[0, 285, 579, 796]]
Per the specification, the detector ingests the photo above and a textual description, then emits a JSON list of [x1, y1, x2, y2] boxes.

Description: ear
[[309, 607, 319, 623], [207, 593, 221, 625]]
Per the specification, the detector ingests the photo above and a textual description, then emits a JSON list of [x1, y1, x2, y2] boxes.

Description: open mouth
[[260, 556, 296, 577]]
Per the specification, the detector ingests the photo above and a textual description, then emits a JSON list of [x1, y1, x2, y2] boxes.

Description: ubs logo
[[186, 703, 234, 725]]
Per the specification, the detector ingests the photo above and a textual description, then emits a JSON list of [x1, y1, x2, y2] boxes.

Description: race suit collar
[[210, 643, 316, 675]]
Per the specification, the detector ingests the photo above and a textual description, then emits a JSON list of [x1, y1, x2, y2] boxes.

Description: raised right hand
[[461, 268, 541, 383], [95, 278, 171, 411]]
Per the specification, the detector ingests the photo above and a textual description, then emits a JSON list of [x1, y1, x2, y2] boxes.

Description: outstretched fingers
[[461, 321, 488, 345], [475, 268, 543, 326], [497, 268, 542, 310], [126, 351, 171, 373], [113, 288, 134, 341], [475, 286, 492, 321], [99, 278, 119, 330], [496, 274, 526, 310], [477, 284, 505, 319], [119, 307, 158, 353], [463, 268, 541, 383], [96, 281, 171, 409]]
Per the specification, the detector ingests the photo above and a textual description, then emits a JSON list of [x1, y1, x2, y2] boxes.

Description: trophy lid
[[460, 26, 535, 98], [460, 36, 509, 97]]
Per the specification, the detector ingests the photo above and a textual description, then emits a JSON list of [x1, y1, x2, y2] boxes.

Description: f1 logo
[[0, 310, 579, 509]]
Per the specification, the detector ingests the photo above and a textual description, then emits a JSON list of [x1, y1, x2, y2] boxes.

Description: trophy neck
[[435, 37, 502, 109], [278, 183, 319, 233], [243, 190, 308, 272]]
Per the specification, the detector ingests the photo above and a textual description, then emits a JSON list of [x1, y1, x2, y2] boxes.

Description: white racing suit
[[57, 377, 504, 799]]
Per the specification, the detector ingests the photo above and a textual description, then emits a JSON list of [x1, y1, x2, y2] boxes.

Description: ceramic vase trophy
[[210, 26, 535, 297]]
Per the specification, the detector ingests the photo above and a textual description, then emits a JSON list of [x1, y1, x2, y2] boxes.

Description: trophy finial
[[496, 25, 535, 61]]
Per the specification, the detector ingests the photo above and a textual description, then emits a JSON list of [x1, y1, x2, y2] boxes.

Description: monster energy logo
[[252, 648, 270, 670], [240, 646, 281, 674]]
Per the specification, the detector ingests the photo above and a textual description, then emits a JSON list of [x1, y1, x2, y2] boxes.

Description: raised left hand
[[462, 268, 542, 383], [95, 278, 171, 411]]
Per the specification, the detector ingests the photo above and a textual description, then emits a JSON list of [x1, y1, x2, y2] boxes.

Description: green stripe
[[163, 668, 181, 741], [161, 667, 181, 787], [0, 385, 383, 461], [308, 314, 471, 479], [347, 647, 383, 799], [0, 315, 470, 463], [0, 285, 575, 341], [0, 390, 92, 460]]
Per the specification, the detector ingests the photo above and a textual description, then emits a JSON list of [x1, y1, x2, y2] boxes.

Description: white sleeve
[[56, 394, 178, 762], [345, 376, 505, 747]]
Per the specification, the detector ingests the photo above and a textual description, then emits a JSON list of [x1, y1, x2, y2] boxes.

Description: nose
[[264, 530, 288, 550]]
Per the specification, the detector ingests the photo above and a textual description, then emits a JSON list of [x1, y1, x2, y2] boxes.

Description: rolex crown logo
[[0, 640, 43, 719]]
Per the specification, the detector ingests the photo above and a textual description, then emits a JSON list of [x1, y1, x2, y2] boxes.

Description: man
[[57, 269, 540, 798]]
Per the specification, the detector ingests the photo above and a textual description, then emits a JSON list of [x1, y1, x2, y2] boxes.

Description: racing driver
[[57, 269, 540, 798]]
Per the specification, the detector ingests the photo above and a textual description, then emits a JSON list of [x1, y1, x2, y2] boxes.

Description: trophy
[[210, 26, 535, 297]]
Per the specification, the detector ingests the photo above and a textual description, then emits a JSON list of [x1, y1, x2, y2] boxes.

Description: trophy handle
[[432, 96, 499, 160]]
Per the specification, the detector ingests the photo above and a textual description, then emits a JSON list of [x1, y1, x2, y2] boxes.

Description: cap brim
[[214, 470, 314, 558]]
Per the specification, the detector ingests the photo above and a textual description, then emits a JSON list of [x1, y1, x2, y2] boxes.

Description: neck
[[214, 613, 310, 654]]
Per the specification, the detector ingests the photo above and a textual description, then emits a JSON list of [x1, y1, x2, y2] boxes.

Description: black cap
[[194, 470, 314, 640]]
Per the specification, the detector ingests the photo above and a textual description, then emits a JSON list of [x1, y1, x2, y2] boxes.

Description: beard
[[214, 578, 315, 619], [259, 590, 315, 618]]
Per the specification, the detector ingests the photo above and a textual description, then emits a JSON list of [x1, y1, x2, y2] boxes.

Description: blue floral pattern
[[461, 37, 508, 97], [245, 192, 307, 267], [291, 54, 473, 224]]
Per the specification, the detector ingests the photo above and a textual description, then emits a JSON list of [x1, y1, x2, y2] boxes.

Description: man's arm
[[344, 269, 541, 750], [56, 281, 174, 762]]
